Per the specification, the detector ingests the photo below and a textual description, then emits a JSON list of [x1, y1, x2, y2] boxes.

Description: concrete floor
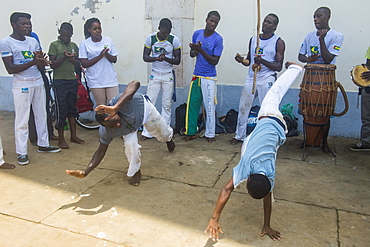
[[0, 110, 369, 247]]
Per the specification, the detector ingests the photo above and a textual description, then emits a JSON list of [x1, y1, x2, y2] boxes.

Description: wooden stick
[[252, 0, 261, 94]]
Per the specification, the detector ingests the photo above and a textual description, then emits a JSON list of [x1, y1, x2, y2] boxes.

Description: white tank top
[[248, 34, 280, 80]]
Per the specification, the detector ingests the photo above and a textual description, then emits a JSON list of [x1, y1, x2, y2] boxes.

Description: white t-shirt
[[299, 29, 344, 65], [79, 36, 118, 88], [0, 36, 43, 88], [247, 34, 280, 80], [144, 32, 181, 73]]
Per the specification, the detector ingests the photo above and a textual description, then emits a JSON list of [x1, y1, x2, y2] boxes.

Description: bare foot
[[70, 137, 85, 144], [129, 170, 141, 186], [166, 139, 175, 152], [229, 138, 242, 145], [182, 135, 196, 142], [58, 140, 69, 149], [0, 162, 15, 169], [66, 170, 86, 178]]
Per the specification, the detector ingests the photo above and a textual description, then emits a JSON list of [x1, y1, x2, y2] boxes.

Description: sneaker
[[349, 142, 370, 151], [17, 154, 29, 165], [38, 146, 61, 153]]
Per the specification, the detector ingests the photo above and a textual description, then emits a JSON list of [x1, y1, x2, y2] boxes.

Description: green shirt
[[48, 37, 79, 80]]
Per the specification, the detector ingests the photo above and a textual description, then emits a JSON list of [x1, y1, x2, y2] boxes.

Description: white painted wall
[[1, 0, 368, 92], [0, 0, 149, 84]]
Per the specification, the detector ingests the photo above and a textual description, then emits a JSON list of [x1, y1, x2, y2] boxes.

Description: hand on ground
[[260, 226, 281, 240], [205, 219, 223, 241]]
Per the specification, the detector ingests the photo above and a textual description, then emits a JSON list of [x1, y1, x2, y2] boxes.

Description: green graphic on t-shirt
[[255, 47, 263, 55], [310, 46, 319, 54], [21, 51, 34, 59], [154, 47, 166, 53]]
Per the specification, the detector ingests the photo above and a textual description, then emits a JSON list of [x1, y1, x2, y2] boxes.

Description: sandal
[[206, 137, 216, 143], [0, 163, 16, 169]]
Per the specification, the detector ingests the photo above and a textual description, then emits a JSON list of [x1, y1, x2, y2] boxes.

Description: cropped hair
[[10, 12, 31, 24], [246, 174, 271, 199], [159, 18, 172, 30], [84, 17, 101, 39], [60, 22, 73, 33], [267, 13, 279, 25], [317, 6, 331, 18], [207, 10, 221, 20], [95, 113, 109, 125]]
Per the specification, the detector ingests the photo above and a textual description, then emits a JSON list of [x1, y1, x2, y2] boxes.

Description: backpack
[[281, 103, 299, 137], [283, 114, 299, 137], [76, 78, 93, 114], [222, 109, 238, 133], [246, 105, 260, 135], [196, 110, 228, 134], [174, 103, 187, 135]]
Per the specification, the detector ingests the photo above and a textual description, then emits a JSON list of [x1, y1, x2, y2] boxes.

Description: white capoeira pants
[[185, 76, 217, 138], [123, 97, 173, 177], [241, 64, 303, 156], [13, 85, 49, 155], [142, 71, 174, 138], [234, 74, 275, 141]]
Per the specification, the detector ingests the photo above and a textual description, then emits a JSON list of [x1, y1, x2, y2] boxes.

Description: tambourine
[[350, 65, 370, 87]]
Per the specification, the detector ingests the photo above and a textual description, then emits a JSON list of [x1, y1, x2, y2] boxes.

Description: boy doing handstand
[[66, 80, 175, 186], [205, 62, 303, 241]]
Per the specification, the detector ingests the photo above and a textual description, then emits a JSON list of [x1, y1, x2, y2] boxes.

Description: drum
[[350, 65, 370, 87], [300, 64, 338, 146]]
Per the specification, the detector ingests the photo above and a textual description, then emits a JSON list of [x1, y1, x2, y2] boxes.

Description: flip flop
[[0, 163, 16, 169], [207, 137, 216, 143]]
